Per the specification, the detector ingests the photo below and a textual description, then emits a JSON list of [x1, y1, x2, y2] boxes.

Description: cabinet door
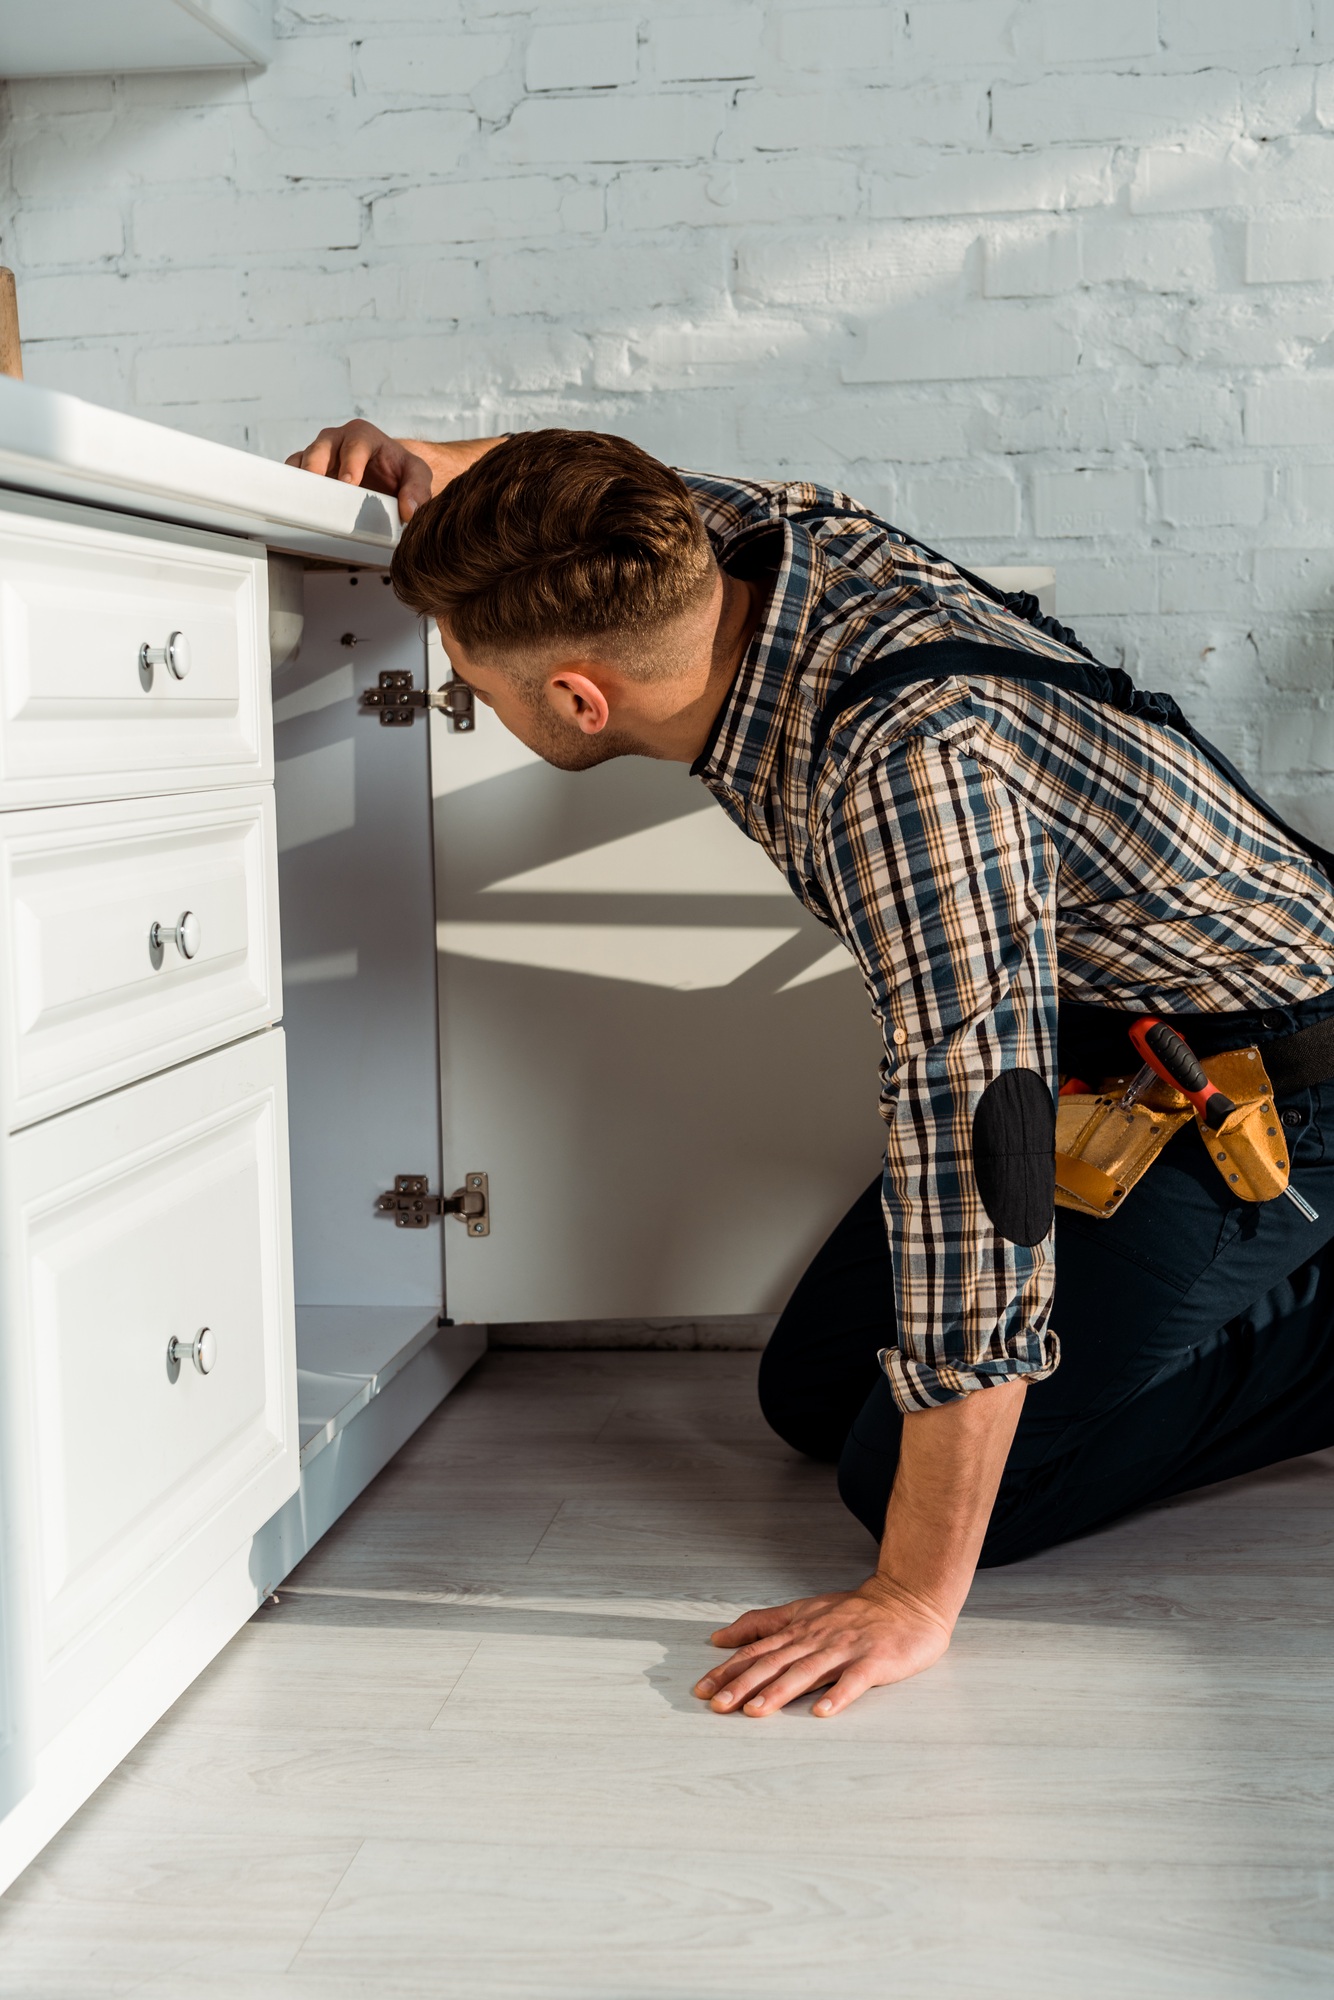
[[429, 630, 885, 1326], [0, 500, 269, 808], [3, 1031, 297, 1740], [0, 786, 281, 1128]]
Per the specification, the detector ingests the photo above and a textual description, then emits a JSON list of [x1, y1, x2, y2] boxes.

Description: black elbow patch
[[972, 1068, 1056, 1247]]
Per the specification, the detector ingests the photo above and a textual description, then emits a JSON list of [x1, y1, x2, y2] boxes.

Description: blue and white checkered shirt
[[684, 471, 1334, 1412]]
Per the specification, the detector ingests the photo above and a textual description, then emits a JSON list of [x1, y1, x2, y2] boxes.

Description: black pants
[[760, 992, 1334, 1567]]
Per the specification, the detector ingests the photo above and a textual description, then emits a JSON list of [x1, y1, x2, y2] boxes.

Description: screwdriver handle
[[1128, 1017, 1237, 1132]]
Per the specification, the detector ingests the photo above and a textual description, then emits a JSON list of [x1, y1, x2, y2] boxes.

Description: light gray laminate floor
[[3, 1349, 1333, 1998]]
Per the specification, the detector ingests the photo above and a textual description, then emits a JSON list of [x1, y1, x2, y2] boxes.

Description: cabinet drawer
[[3, 1033, 296, 1740], [0, 502, 269, 807], [0, 787, 281, 1129]]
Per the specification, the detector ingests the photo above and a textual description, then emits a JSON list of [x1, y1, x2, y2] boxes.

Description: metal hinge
[[375, 1172, 490, 1236], [359, 671, 475, 732]]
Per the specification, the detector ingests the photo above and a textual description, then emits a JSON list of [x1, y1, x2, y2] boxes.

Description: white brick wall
[[3, 1, 1334, 837]]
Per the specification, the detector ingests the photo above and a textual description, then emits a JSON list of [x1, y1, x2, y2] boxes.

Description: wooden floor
[[3, 1349, 1334, 1997]]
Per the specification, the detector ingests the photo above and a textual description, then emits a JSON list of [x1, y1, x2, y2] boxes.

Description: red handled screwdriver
[[1129, 1016, 1318, 1221]]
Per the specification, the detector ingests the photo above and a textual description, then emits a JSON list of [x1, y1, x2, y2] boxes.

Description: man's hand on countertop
[[286, 421, 503, 522]]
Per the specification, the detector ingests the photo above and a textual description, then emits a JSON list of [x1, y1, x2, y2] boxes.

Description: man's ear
[[546, 668, 611, 735]]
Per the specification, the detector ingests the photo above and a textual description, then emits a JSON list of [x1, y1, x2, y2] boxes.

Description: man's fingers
[[288, 431, 338, 477], [710, 1603, 797, 1648], [333, 435, 378, 488], [703, 1639, 818, 1710], [397, 454, 434, 521], [812, 1665, 878, 1718], [694, 1629, 797, 1700], [739, 1650, 847, 1716]]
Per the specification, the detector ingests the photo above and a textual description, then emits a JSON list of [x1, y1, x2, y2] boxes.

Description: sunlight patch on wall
[[438, 921, 800, 990], [777, 943, 857, 992], [483, 806, 789, 896]]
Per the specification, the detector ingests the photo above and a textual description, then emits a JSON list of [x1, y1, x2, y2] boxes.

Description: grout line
[[426, 1638, 486, 1726], [523, 1499, 570, 1567]]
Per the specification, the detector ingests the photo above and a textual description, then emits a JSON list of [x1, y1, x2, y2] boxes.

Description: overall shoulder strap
[[813, 635, 1334, 882]]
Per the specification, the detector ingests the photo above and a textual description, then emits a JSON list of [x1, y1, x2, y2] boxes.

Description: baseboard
[[486, 1315, 776, 1351]]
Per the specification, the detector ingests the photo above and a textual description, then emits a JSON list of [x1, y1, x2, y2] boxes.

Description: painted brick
[[1134, 138, 1334, 214], [1158, 554, 1256, 614], [135, 340, 349, 408], [22, 269, 238, 341], [1032, 468, 1142, 537], [1254, 549, 1334, 614], [1245, 377, 1334, 447], [1262, 705, 1334, 772], [1052, 556, 1160, 617], [1080, 217, 1218, 291], [610, 158, 860, 231], [374, 177, 603, 246], [1321, 0, 1334, 41], [871, 146, 1115, 219], [14, 205, 123, 267], [733, 83, 986, 152], [1161, 0, 1307, 55], [488, 240, 725, 318], [1023, 0, 1159, 65], [900, 2, 1017, 69], [133, 191, 363, 260], [349, 329, 591, 399], [733, 225, 974, 308], [776, 6, 896, 73], [525, 21, 638, 92], [993, 71, 1241, 149], [356, 32, 510, 96], [10, 110, 234, 198], [652, 11, 763, 82], [602, 315, 807, 391], [21, 340, 127, 406], [251, 106, 478, 182], [495, 93, 726, 164], [1245, 216, 1334, 285], [1157, 462, 1270, 529], [845, 305, 1078, 383], [1293, 461, 1334, 528], [982, 222, 1081, 297], [901, 472, 1020, 538], [738, 398, 975, 465]]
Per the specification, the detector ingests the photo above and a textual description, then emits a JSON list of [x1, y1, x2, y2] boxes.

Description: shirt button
[[892, 1028, 908, 1045], [1282, 1109, 1304, 1127], [1260, 1010, 1287, 1032]]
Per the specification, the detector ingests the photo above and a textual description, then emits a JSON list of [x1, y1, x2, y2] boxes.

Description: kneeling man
[[290, 422, 1334, 1718]]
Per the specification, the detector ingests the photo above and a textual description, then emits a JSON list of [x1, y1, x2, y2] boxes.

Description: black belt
[[1257, 1014, 1334, 1097]]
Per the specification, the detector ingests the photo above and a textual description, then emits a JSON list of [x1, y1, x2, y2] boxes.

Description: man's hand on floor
[[693, 1577, 952, 1719], [285, 420, 504, 521]]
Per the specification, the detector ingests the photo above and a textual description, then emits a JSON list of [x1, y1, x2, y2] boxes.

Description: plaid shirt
[[684, 471, 1334, 1412]]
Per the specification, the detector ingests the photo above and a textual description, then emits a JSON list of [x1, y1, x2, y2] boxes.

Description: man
[[290, 421, 1334, 1720]]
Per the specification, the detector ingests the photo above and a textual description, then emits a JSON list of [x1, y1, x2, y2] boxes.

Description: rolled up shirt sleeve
[[814, 717, 1063, 1412]]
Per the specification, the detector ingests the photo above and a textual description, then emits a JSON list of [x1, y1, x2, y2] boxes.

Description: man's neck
[[640, 570, 767, 764]]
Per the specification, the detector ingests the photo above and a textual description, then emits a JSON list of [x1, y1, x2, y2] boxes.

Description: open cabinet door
[[428, 628, 886, 1327]]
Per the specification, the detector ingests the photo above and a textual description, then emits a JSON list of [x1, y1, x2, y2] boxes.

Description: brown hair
[[390, 429, 715, 663]]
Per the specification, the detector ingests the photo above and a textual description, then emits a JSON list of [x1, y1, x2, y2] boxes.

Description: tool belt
[[1055, 1012, 1334, 1222]]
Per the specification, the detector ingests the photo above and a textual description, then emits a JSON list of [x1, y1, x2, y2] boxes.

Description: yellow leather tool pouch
[[1054, 1085, 1191, 1220], [1054, 1046, 1284, 1220]]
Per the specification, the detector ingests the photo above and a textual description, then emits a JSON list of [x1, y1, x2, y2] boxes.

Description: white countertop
[[0, 379, 399, 564]]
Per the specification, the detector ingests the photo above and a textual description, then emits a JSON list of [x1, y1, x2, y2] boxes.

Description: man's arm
[[285, 420, 506, 522], [695, 1376, 1025, 1717]]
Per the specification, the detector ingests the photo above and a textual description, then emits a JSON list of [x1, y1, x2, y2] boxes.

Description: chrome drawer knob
[[150, 909, 201, 960], [168, 1326, 216, 1377], [139, 630, 191, 681]]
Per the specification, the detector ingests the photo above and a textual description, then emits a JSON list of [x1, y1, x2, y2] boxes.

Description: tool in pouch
[[1054, 1017, 1319, 1224]]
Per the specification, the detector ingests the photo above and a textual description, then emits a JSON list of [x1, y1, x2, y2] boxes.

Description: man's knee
[[757, 1328, 844, 1461]]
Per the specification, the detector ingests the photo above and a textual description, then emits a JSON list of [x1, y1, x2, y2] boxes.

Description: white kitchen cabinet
[[0, 786, 280, 1128], [0, 498, 270, 809], [6, 1032, 296, 1742]]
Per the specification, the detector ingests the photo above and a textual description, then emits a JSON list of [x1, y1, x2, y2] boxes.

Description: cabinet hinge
[[359, 671, 475, 732], [375, 1173, 489, 1236]]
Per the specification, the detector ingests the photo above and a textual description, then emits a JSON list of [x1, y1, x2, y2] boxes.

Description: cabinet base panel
[[0, 1320, 485, 1895]]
